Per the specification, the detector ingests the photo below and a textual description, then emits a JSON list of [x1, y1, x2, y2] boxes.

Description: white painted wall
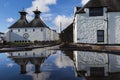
[[74, 51, 108, 76], [108, 12, 120, 44], [9, 27, 44, 42], [5, 27, 59, 42], [74, 8, 108, 44], [74, 7, 120, 44], [53, 30, 59, 41], [4, 31, 10, 42]]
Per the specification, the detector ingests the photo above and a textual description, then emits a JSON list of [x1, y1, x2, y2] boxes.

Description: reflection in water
[[73, 51, 120, 80], [8, 48, 54, 74], [3, 48, 84, 80], [3, 48, 120, 80]]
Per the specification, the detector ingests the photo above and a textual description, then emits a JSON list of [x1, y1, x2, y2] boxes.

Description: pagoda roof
[[9, 9, 49, 28]]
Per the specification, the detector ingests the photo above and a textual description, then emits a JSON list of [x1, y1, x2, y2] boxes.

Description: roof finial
[[22, 7, 25, 12]]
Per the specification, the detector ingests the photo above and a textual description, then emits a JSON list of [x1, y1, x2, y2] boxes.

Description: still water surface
[[0, 48, 84, 80], [1, 48, 120, 80]]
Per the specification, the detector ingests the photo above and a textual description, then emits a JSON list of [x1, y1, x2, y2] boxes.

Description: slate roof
[[77, 0, 120, 13], [107, 0, 120, 12], [0, 32, 4, 34], [9, 9, 49, 28], [84, 0, 107, 8], [28, 18, 48, 28], [62, 23, 73, 32], [9, 19, 29, 29], [29, 10, 48, 28]]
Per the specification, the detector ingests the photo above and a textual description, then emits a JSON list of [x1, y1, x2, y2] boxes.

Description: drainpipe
[[106, 10, 110, 74], [106, 11, 109, 44], [104, 11, 109, 44]]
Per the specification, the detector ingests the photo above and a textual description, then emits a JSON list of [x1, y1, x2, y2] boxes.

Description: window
[[33, 29, 35, 32], [25, 29, 27, 32], [11, 29, 13, 32], [25, 53, 27, 56], [41, 28, 43, 31], [33, 52, 35, 56], [18, 53, 20, 56], [89, 7, 103, 16], [90, 67, 105, 77], [97, 30, 104, 42], [18, 29, 20, 32]]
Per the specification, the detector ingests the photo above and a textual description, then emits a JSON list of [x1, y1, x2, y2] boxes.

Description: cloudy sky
[[0, 0, 89, 32]]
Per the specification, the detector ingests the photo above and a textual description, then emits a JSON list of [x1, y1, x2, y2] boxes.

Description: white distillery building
[[74, 0, 120, 44], [5, 9, 59, 42], [74, 51, 120, 77]]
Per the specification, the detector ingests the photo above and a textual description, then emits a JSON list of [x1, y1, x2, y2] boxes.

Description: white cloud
[[81, 0, 89, 5], [53, 15, 73, 32], [53, 51, 74, 68], [41, 13, 53, 21], [42, 13, 53, 17], [26, 14, 34, 22], [6, 18, 15, 23], [26, 0, 57, 21], [26, 0, 56, 13], [7, 63, 15, 68], [26, 63, 34, 72], [27, 72, 51, 80]]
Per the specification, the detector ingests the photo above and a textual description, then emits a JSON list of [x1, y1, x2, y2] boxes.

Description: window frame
[[33, 29, 35, 32], [18, 29, 20, 32], [11, 29, 13, 32], [25, 29, 27, 32], [41, 28, 43, 31]]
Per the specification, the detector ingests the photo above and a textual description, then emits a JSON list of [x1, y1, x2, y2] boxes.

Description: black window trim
[[89, 7, 103, 17], [25, 29, 27, 32], [97, 30, 104, 42], [18, 29, 20, 32], [33, 29, 35, 32]]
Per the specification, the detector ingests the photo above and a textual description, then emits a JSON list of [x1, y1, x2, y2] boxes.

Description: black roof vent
[[19, 9, 27, 19], [33, 8, 41, 19]]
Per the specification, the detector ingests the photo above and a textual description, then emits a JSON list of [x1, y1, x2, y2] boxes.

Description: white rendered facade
[[5, 27, 59, 42], [74, 3, 120, 44]]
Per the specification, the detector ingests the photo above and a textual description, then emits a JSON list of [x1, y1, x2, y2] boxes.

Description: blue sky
[[0, 0, 88, 32]]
